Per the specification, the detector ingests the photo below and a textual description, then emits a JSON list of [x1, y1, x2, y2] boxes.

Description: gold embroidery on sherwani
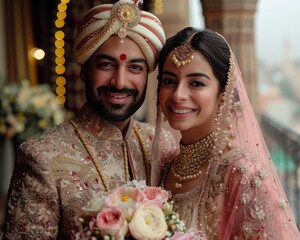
[[69, 119, 151, 191]]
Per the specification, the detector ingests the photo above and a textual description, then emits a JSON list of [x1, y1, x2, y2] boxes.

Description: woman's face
[[159, 50, 221, 143]]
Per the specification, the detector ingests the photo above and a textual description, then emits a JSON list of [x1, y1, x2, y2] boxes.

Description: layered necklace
[[172, 131, 216, 189], [69, 119, 150, 191]]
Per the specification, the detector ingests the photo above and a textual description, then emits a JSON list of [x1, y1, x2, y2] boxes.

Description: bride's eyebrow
[[162, 70, 176, 76], [187, 72, 210, 80], [162, 71, 210, 80]]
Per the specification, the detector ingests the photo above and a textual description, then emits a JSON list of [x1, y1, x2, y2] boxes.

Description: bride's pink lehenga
[[154, 35, 300, 239]]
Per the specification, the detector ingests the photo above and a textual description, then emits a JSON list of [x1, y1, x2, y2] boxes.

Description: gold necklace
[[69, 119, 150, 191], [172, 131, 216, 188]]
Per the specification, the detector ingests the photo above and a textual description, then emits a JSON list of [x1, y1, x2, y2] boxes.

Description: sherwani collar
[[73, 103, 134, 141]]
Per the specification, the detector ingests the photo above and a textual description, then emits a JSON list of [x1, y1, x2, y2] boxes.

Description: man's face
[[83, 35, 148, 122]]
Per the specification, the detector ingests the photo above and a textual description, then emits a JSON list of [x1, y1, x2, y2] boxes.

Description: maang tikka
[[172, 37, 195, 68]]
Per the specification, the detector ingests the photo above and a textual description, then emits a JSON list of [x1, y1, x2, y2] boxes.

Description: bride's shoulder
[[222, 146, 258, 165], [221, 147, 267, 181]]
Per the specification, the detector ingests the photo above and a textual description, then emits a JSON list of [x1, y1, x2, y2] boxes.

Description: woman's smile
[[168, 105, 196, 117]]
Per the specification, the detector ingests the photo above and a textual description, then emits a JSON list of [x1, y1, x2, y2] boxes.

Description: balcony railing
[[261, 113, 300, 226]]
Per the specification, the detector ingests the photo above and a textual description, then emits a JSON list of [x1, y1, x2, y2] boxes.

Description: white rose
[[129, 203, 167, 240]]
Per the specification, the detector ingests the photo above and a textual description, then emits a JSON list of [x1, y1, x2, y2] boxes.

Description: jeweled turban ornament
[[110, 0, 141, 43]]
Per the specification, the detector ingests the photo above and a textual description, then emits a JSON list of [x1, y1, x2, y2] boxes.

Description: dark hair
[[157, 27, 230, 93]]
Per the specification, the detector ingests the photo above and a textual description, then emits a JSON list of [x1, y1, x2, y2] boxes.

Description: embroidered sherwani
[[2, 104, 178, 240]]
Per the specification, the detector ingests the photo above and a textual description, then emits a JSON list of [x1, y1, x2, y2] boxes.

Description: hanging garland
[[54, 0, 69, 105]]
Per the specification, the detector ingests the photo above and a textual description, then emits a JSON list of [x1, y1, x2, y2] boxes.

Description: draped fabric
[[3, 0, 36, 85]]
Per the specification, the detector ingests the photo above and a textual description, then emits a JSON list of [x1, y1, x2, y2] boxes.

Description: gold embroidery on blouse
[[196, 160, 227, 240]]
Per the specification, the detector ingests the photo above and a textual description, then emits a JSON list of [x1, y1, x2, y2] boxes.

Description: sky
[[255, 0, 300, 65], [189, 0, 300, 66]]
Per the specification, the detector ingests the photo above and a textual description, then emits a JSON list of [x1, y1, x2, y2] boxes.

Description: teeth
[[172, 108, 193, 114], [108, 93, 127, 99]]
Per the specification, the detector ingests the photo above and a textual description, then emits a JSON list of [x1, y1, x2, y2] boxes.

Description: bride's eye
[[161, 78, 176, 86], [190, 81, 205, 87]]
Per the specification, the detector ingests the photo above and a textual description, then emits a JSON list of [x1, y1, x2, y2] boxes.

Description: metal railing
[[260, 113, 300, 226]]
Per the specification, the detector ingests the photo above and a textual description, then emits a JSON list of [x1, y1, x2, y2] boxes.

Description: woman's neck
[[181, 127, 216, 145]]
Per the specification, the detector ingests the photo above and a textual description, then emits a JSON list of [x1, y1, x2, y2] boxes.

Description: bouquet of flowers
[[0, 80, 65, 143], [72, 180, 193, 240]]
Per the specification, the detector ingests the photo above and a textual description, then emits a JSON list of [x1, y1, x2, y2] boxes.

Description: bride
[[153, 27, 300, 239]]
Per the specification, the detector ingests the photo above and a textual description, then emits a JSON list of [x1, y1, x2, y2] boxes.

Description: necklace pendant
[[175, 182, 182, 189]]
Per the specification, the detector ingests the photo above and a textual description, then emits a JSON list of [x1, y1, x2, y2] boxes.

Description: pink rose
[[169, 231, 194, 240], [143, 186, 169, 208], [96, 206, 128, 239]]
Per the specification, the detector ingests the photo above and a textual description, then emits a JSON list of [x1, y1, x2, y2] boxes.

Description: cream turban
[[74, 0, 166, 72]]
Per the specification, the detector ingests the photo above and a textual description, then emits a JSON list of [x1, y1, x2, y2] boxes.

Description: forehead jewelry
[[171, 42, 194, 68], [120, 53, 127, 61], [110, 0, 141, 43]]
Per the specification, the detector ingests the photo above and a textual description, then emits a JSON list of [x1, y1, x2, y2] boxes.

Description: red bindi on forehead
[[120, 53, 127, 61]]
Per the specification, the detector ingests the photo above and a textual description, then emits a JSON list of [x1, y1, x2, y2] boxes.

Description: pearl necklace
[[69, 119, 151, 191], [172, 131, 216, 188]]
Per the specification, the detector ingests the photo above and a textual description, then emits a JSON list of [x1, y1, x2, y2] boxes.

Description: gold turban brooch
[[74, 0, 166, 72]]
